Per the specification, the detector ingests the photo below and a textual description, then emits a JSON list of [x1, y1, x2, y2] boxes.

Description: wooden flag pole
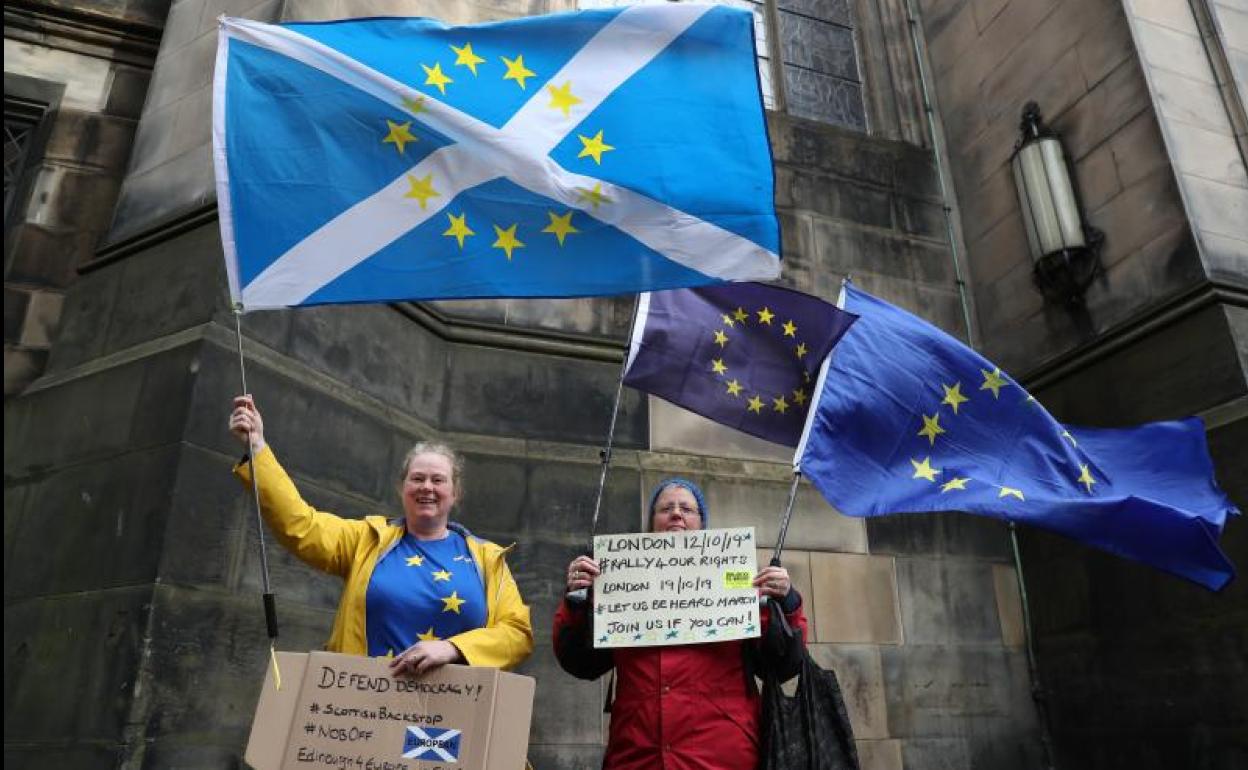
[[567, 293, 642, 605], [233, 305, 280, 642]]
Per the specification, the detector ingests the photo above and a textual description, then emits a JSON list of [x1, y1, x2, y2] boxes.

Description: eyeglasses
[[655, 502, 701, 518]]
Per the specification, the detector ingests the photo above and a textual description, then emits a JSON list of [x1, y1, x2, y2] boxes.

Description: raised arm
[[229, 395, 366, 576]]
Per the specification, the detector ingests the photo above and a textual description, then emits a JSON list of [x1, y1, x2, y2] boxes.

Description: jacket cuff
[[779, 588, 801, 614]]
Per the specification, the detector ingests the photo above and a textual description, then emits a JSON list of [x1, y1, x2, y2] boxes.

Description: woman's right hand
[[566, 555, 600, 593], [229, 395, 267, 453]]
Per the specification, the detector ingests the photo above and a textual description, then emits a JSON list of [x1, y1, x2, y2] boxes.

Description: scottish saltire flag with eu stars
[[212, 6, 781, 310], [623, 283, 857, 446], [797, 284, 1238, 590]]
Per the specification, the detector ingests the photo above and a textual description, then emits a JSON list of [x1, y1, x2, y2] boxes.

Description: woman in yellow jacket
[[229, 395, 533, 674]]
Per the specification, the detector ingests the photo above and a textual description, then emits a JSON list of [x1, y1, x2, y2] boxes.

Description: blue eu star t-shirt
[[366, 530, 488, 656]]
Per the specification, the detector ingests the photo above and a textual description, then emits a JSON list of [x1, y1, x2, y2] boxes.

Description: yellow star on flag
[[404, 173, 440, 209], [910, 457, 940, 482], [794, 342, 809, 358], [781, 320, 797, 337], [980, 367, 1008, 399], [941, 477, 969, 492], [711, 358, 728, 375], [918, 413, 945, 445], [726, 379, 743, 396], [733, 307, 749, 323], [441, 591, 466, 614], [792, 388, 808, 406], [417, 627, 440, 641], [773, 395, 789, 414], [492, 224, 524, 260], [402, 95, 426, 115], [405, 555, 424, 567], [382, 119, 417, 154], [757, 307, 775, 325], [747, 395, 765, 413], [713, 329, 729, 347], [431, 569, 453, 582], [541, 211, 578, 245], [999, 486, 1025, 500], [443, 212, 474, 249], [547, 81, 582, 117], [1077, 464, 1096, 493], [501, 54, 535, 89], [577, 182, 611, 210], [421, 62, 453, 95], [577, 129, 614, 164], [721, 314, 735, 328], [941, 382, 968, 414], [450, 42, 485, 75]]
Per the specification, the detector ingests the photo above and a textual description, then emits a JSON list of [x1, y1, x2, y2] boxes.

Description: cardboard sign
[[592, 526, 759, 648], [245, 652, 534, 770]]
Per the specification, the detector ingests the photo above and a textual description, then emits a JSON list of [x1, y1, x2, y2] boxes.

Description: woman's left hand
[[388, 640, 463, 676], [753, 565, 792, 600]]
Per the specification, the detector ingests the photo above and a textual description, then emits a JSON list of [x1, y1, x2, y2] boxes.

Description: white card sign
[[592, 526, 759, 648]]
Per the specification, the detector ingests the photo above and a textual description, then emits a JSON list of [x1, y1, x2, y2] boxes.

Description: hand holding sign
[[753, 564, 792, 600], [566, 555, 600, 593], [388, 639, 463, 676]]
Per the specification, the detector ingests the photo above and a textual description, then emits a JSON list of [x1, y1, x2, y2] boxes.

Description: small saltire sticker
[[402, 726, 462, 762]]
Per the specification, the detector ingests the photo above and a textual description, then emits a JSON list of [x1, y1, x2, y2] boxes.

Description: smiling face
[[401, 452, 458, 537], [650, 485, 702, 533]]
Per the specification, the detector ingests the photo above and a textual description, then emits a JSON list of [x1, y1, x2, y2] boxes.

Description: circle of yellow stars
[[906, 366, 1098, 500], [707, 306, 814, 419], [371, 40, 620, 262]]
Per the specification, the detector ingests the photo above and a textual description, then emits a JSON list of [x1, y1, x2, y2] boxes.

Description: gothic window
[[4, 95, 49, 226], [773, 0, 865, 130]]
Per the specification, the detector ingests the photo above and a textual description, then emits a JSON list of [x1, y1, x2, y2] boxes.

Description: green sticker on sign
[[723, 570, 752, 589]]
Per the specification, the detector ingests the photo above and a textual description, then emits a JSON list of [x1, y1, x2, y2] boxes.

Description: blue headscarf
[[647, 477, 708, 529]]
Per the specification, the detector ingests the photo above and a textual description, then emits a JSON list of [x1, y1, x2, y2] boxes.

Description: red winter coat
[[552, 596, 807, 770]]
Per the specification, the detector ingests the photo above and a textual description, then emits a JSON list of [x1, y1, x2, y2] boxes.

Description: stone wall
[[915, 0, 1220, 374], [917, 0, 1248, 767], [3, 0, 168, 396], [4, 1, 1049, 768]]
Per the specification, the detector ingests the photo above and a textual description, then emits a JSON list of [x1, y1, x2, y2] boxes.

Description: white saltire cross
[[402, 726, 462, 761], [214, 5, 780, 310]]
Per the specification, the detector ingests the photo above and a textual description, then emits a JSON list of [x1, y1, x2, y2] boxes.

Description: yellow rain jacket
[[234, 446, 533, 669]]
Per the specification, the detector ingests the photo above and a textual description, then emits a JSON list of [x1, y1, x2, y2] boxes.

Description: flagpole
[[777, 283, 845, 564], [770, 471, 802, 564], [567, 293, 643, 604], [767, 290, 843, 637], [234, 305, 280, 642]]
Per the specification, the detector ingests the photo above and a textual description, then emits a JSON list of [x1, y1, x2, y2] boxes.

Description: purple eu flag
[[623, 284, 857, 446]]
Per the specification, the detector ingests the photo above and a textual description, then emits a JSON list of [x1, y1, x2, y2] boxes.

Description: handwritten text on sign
[[592, 526, 759, 648]]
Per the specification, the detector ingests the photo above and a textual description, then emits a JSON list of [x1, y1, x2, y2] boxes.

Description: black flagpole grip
[[263, 592, 279, 640]]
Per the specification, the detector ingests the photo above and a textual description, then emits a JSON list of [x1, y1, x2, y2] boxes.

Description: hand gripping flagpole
[[566, 293, 643, 605], [233, 305, 280, 645]]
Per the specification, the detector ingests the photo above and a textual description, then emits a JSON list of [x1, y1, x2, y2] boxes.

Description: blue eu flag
[[213, 7, 780, 310], [799, 285, 1238, 590], [624, 284, 857, 446]]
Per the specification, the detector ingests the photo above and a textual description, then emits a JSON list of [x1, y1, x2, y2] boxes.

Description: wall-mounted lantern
[[1010, 101, 1103, 307]]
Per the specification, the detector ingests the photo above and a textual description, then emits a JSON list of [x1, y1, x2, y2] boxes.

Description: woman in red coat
[[552, 478, 808, 770]]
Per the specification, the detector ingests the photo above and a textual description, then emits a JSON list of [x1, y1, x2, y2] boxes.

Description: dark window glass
[[4, 98, 48, 224]]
